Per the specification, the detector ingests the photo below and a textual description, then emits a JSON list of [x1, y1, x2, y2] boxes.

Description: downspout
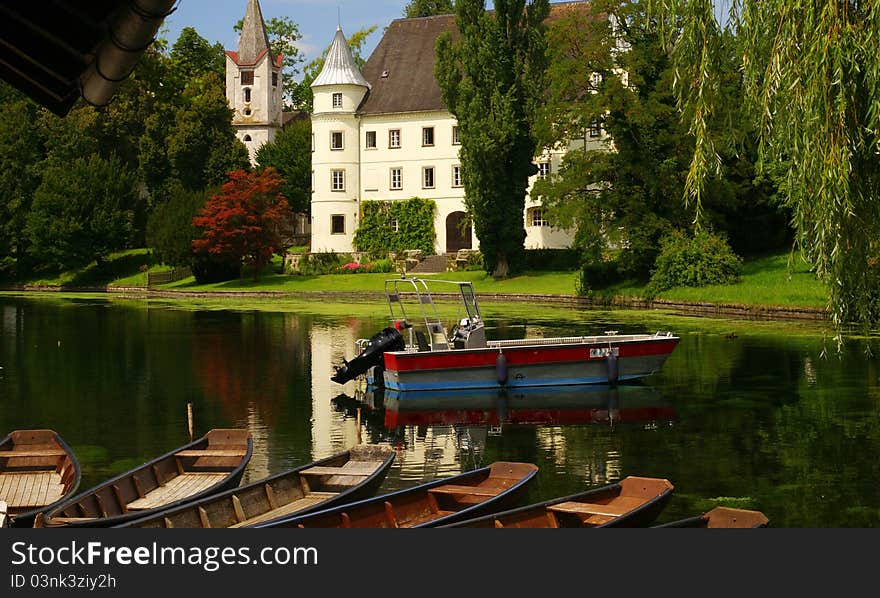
[[80, 0, 179, 108]]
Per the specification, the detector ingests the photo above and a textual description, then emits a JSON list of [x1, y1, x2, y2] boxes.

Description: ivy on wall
[[354, 197, 436, 256]]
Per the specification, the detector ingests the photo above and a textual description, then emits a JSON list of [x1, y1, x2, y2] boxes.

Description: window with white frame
[[332, 93, 343, 108], [390, 219, 399, 232], [452, 125, 460, 145], [537, 161, 550, 180], [365, 131, 377, 149], [389, 129, 401, 148], [452, 165, 462, 188], [423, 167, 435, 189], [529, 207, 549, 227], [331, 169, 345, 191], [589, 119, 602, 138], [422, 127, 435, 146], [390, 168, 402, 190], [331, 131, 344, 150]]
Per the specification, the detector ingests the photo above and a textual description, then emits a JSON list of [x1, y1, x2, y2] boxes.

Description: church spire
[[237, 0, 272, 64], [311, 27, 371, 89]]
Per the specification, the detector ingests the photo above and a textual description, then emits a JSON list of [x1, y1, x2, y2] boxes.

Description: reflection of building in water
[[239, 402, 271, 484], [310, 323, 361, 458]]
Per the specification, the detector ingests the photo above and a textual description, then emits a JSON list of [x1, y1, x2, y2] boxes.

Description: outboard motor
[[331, 327, 405, 384]]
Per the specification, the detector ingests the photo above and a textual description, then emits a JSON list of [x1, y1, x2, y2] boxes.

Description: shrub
[[647, 230, 743, 295], [296, 253, 350, 276], [192, 254, 239, 283], [368, 258, 393, 273], [522, 248, 580, 271], [576, 260, 621, 295]]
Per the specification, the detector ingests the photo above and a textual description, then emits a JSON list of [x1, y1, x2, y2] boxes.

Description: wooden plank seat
[[0, 450, 68, 458], [548, 501, 634, 518], [174, 450, 247, 458], [227, 492, 338, 528], [0, 471, 65, 508], [427, 485, 500, 497], [126, 472, 227, 511], [300, 464, 378, 476]]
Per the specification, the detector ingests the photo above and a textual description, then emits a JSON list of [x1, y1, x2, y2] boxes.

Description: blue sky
[[162, 0, 419, 69]]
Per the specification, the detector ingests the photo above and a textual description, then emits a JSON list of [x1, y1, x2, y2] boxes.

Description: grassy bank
[[2, 248, 829, 312]]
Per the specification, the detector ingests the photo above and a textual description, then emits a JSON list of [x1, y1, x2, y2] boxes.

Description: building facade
[[310, 7, 605, 255]]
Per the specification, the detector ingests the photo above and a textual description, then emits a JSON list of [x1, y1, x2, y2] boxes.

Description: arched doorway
[[446, 211, 472, 253]]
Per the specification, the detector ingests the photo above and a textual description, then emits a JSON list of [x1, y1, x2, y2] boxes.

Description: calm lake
[[1, 293, 878, 527]]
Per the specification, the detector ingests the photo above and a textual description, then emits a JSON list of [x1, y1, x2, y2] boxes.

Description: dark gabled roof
[[357, 15, 455, 116], [356, 2, 592, 117], [0, 0, 176, 116]]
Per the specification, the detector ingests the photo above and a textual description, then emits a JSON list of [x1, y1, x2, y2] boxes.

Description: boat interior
[[0, 430, 79, 516]]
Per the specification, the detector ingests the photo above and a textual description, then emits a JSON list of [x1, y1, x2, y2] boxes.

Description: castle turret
[[310, 27, 371, 253], [225, 0, 283, 165]]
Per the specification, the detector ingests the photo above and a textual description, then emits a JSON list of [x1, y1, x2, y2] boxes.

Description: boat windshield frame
[[383, 277, 483, 344]]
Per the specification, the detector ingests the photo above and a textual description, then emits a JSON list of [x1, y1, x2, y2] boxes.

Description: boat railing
[[486, 334, 668, 348]]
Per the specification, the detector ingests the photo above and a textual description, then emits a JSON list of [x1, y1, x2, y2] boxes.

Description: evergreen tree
[[146, 184, 211, 267], [0, 88, 44, 278], [405, 0, 456, 17], [436, 0, 549, 277], [26, 155, 139, 271], [255, 117, 312, 214]]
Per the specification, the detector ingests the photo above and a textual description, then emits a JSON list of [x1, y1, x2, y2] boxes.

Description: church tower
[[225, 0, 283, 165], [310, 27, 371, 253]]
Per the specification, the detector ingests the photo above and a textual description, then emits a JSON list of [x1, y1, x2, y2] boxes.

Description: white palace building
[[227, 1, 606, 255]]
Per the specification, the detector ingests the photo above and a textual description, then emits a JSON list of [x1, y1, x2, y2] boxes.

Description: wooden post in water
[[187, 403, 193, 442], [356, 407, 362, 444]]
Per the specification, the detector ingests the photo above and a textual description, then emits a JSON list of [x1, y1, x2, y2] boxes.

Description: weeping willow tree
[[652, 0, 880, 341]]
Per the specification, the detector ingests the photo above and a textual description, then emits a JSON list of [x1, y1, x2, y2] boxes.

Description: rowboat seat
[[0, 471, 66, 508], [174, 450, 247, 458], [427, 485, 500, 497], [300, 462, 382, 476], [227, 491, 338, 528], [0, 450, 68, 458], [548, 501, 633, 517], [126, 472, 227, 511]]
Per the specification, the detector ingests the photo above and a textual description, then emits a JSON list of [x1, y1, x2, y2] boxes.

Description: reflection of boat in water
[[330, 277, 679, 392], [333, 383, 677, 432]]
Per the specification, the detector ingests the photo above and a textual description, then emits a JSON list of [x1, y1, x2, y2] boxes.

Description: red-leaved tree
[[192, 168, 294, 280]]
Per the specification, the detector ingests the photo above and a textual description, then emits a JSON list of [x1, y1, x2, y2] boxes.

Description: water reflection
[[2, 295, 880, 527]]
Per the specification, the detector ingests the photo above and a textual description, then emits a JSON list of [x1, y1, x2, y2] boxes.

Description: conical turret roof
[[311, 27, 371, 89], [237, 0, 272, 64]]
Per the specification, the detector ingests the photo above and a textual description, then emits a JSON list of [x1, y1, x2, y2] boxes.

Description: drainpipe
[[80, 0, 179, 107]]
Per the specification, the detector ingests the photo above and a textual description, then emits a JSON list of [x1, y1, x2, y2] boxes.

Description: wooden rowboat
[[252, 461, 539, 529], [38, 429, 252, 528], [0, 429, 81, 528], [117, 444, 396, 528], [440, 476, 674, 528], [652, 506, 769, 528]]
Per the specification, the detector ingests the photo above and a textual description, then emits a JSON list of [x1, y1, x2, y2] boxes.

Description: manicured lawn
[[7, 247, 828, 313], [600, 252, 828, 309], [165, 269, 580, 295]]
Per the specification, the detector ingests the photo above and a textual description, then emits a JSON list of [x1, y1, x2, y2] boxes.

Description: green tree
[[141, 73, 250, 199], [405, 0, 456, 17], [297, 26, 378, 112], [534, 1, 784, 280], [0, 89, 44, 278], [26, 155, 139, 271], [436, 0, 550, 277], [255, 117, 311, 214], [170, 26, 225, 85], [146, 184, 211, 267], [652, 0, 879, 338], [235, 16, 304, 109]]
